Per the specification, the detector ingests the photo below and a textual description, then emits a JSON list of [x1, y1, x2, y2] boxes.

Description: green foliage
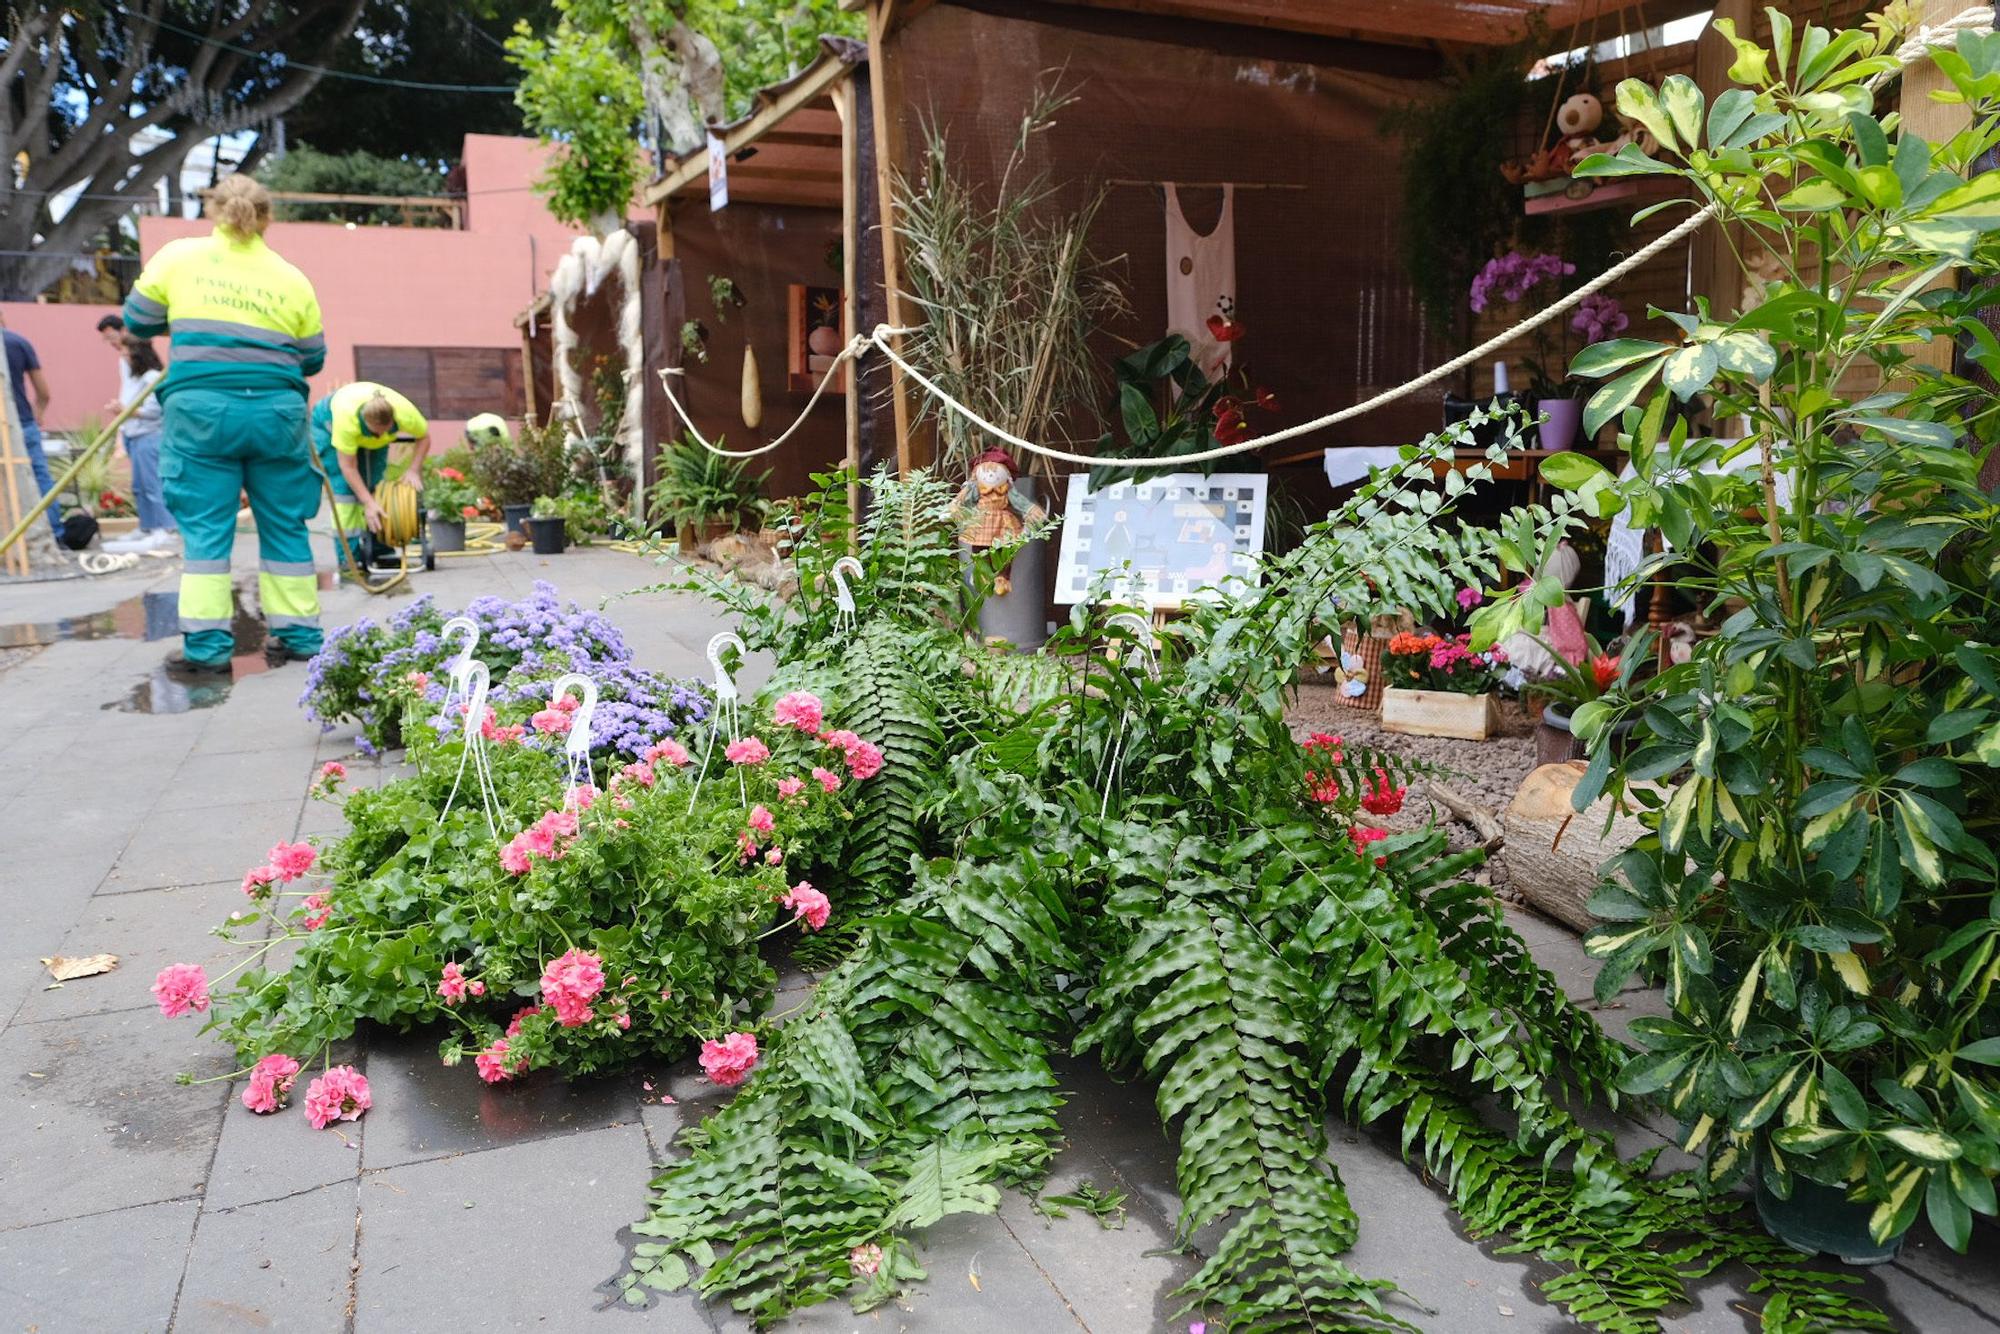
[[645, 436, 769, 533], [256, 145, 450, 224], [506, 10, 644, 228], [532, 488, 622, 543], [422, 459, 481, 518], [1525, 14, 2000, 1249], [682, 0, 863, 120], [471, 418, 573, 508]]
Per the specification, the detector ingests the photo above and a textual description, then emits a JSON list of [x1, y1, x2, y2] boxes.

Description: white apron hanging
[[1164, 183, 1237, 382]]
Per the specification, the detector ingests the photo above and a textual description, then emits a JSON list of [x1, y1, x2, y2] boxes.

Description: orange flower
[[1590, 654, 1619, 692]]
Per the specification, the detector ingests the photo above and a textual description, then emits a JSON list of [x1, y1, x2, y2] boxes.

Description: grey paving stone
[[176, 1182, 358, 1333], [100, 798, 302, 893], [858, 1210, 1086, 1334], [203, 1049, 366, 1211], [156, 750, 324, 812], [359, 1030, 650, 1170], [0, 1006, 231, 1230], [996, 1160, 1196, 1332], [10, 880, 248, 1026], [0, 1197, 198, 1334], [354, 1123, 652, 1329]]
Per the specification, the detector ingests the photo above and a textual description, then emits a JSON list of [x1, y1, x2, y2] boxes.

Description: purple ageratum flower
[[1570, 292, 1630, 344], [1470, 251, 1575, 313]]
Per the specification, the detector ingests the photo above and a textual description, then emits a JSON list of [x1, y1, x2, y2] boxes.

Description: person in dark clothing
[[2, 322, 58, 538]]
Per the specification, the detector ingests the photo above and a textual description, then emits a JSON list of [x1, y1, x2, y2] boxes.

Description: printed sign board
[[1052, 472, 1267, 607], [707, 132, 729, 211]]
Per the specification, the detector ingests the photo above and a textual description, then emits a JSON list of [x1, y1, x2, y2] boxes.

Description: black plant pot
[[502, 503, 533, 535], [1755, 1170, 1906, 1265], [527, 516, 568, 555], [428, 517, 466, 553]]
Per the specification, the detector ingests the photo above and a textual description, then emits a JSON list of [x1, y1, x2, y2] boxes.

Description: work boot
[[165, 647, 230, 676], [263, 640, 309, 669]]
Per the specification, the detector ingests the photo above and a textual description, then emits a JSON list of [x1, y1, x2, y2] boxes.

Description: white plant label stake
[[692, 632, 748, 811], [548, 672, 600, 802], [829, 555, 864, 636], [441, 616, 481, 703], [439, 659, 500, 842], [1098, 611, 1159, 817]]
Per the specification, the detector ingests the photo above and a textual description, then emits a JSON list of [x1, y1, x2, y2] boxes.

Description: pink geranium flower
[[764, 847, 784, 866], [776, 776, 805, 800], [620, 761, 656, 788], [699, 1031, 760, 1086], [240, 1053, 301, 1114], [772, 691, 824, 734], [475, 1038, 519, 1083], [300, 894, 331, 931], [268, 840, 316, 881], [531, 708, 571, 736], [844, 740, 883, 781], [152, 963, 210, 1018], [439, 962, 469, 1004], [539, 948, 606, 1028], [780, 881, 831, 931], [647, 738, 692, 768], [725, 736, 771, 766], [316, 761, 346, 789], [850, 1243, 884, 1277], [811, 766, 842, 795], [747, 804, 775, 835], [302, 1065, 371, 1129], [241, 864, 279, 900], [1455, 586, 1484, 610]]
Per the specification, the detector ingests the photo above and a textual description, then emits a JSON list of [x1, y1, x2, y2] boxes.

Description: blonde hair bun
[[211, 175, 272, 239]]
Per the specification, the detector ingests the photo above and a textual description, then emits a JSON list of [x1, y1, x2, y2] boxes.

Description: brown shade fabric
[[885, 2, 1449, 459]]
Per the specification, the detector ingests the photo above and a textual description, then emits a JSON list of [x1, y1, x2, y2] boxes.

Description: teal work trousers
[[160, 387, 322, 665]]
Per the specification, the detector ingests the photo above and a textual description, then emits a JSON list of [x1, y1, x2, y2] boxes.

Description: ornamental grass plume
[[302, 1064, 371, 1129], [699, 1031, 759, 1086], [152, 963, 210, 1018]]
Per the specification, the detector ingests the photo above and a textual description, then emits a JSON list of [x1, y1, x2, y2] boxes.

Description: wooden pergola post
[[836, 73, 864, 533], [866, 0, 920, 476], [1901, 0, 1975, 377]]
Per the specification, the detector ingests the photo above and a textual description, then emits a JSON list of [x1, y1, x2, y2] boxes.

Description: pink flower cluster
[[438, 961, 486, 1004], [240, 1053, 301, 1114], [699, 1031, 760, 1086], [462, 702, 526, 745], [302, 1064, 372, 1129], [1570, 292, 1630, 344], [645, 739, 692, 768], [780, 881, 831, 931], [811, 766, 842, 794], [725, 736, 772, 766], [153, 962, 211, 1018], [530, 708, 572, 736], [821, 729, 883, 780], [299, 893, 332, 931], [539, 948, 606, 1027], [314, 761, 346, 791], [1469, 251, 1574, 313], [477, 1006, 542, 1083], [240, 839, 318, 902], [772, 691, 824, 734], [500, 807, 581, 875], [1302, 732, 1343, 806]]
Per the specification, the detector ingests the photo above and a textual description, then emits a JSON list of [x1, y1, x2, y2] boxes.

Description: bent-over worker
[[123, 174, 327, 673], [309, 381, 430, 571]]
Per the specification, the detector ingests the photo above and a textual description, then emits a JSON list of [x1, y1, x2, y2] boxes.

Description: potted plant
[[525, 498, 568, 555], [1522, 18, 2000, 1264], [536, 487, 620, 547], [1523, 632, 1632, 766], [421, 460, 480, 552], [1378, 630, 1508, 740], [473, 419, 572, 535], [647, 435, 767, 553], [1471, 250, 1629, 452]]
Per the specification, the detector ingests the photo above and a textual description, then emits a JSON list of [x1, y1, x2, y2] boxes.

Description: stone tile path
[[1, 545, 1995, 1333]]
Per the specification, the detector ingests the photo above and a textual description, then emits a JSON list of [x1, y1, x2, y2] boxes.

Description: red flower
[[439, 466, 465, 482], [1205, 313, 1246, 343], [1254, 386, 1280, 412], [1590, 654, 1619, 693], [461, 504, 480, 518], [1211, 395, 1243, 420], [1213, 411, 1251, 445]]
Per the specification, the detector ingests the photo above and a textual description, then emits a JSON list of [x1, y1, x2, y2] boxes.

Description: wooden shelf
[[1524, 178, 1680, 217]]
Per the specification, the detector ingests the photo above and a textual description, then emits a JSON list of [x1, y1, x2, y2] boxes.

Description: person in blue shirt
[[2, 322, 58, 540]]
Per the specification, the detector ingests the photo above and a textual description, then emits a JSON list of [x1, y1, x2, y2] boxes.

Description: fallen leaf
[[41, 953, 118, 982], [967, 1254, 982, 1293], [1498, 1304, 1515, 1317]]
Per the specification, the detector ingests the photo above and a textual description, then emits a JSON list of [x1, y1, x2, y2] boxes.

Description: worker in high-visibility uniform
[[308, 382, 430, 571], [464, 412, 512, 449], [123, 175, 327, 674]]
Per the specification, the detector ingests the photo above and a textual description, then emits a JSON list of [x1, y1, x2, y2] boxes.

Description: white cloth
[[118, 364, 163, 430], [1164, 184, 1236, 381], [1322, 446, 1405, 489]]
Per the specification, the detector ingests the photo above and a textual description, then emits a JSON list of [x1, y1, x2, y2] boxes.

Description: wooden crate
[[1379, 687, 1500, 741]]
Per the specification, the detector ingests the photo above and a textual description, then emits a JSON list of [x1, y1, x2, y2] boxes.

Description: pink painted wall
[[0, 301, 128, 435], [10, 135, 647, 439]]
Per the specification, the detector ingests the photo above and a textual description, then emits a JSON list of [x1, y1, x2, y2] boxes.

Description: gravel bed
[[1286, 677, 1541, 897]]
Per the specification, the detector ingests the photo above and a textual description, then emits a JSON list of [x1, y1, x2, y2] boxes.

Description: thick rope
[[669, 5, 1990, 476]]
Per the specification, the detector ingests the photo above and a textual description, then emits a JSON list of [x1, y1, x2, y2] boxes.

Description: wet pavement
[[0, 543, 1996, 1333]]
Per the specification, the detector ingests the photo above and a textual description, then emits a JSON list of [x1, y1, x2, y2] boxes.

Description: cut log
[[1497, 761, 1655, 933]]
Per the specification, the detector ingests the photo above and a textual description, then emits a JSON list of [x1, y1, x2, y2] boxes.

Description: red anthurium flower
[[1206, 313, 1246, 343], [1212, 395, 1242, 420], [1254, 386, 1280, 412], [1213, 412, 1251, 445]]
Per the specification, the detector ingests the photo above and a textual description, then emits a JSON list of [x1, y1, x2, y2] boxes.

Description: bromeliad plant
[[1508, 13, 2000, 1252]]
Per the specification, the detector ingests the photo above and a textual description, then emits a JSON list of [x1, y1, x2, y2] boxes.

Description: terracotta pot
[[677, 518, 735, 554]]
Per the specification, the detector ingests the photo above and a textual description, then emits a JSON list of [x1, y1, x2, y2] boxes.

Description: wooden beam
[[1041, 0, 1531, 45], [868, 0, 919, 476], [1688, 0, 1746, 321], [837, 75, 864, 534], [640, 55, 852, 205], [1901, 0, 1973, 378]]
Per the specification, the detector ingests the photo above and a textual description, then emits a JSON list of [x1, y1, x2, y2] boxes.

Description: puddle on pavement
[[0, 588, 273, 714]]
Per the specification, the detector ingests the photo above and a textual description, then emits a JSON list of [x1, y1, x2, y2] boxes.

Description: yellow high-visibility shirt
[[123, 227, 325, 400], [325, 382, 428, 453]]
